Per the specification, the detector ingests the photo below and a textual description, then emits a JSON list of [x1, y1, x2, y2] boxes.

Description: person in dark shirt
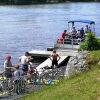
[[80, 27, 85, 38]]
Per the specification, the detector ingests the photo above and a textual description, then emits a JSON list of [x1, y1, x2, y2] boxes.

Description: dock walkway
[[29, 49, 78, 58], [29, 49, 78, 74]]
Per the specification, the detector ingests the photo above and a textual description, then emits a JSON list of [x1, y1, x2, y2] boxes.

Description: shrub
[[79, 42, 88, 50], [80, 33, 100, 51], [97, 38, 100, 49], [86, 50, 100, 64]]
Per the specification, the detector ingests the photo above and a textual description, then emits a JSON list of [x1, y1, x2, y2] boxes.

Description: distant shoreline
[[0, 1, 99, 5]]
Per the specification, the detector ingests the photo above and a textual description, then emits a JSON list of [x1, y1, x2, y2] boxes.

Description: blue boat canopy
[[68, 19, 95, 25]]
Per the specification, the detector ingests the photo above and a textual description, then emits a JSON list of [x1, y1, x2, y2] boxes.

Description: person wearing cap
[[50, 50, 60, 69], [4, 55, 14, 78]]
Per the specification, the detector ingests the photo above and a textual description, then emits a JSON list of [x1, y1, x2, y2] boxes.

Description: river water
[[0, 3, 100, 71]]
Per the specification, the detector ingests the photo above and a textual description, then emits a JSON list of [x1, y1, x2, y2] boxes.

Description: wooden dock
[[36, 56, 68, 74], [29, 49, 78, 57], [29, 49, 79, 73]]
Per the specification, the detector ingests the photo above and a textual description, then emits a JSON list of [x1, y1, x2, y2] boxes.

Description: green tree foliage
[[70, 0, 93, 1], [0, 0, 32, 4], [16, 0, 32, 5], [0, 0, 46, 4], [80, 33, 100, 51], [58, 0, 66, 2], [0, 0, 99, 4]]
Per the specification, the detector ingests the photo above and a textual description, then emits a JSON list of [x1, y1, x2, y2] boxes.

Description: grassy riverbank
[[20, 50, 100, 100]]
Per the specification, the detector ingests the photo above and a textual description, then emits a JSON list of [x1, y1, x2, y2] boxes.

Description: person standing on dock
[[50, 50, 60, 69]]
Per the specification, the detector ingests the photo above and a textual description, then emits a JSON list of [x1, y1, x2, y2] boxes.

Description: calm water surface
[[0, 3, 100, 71]]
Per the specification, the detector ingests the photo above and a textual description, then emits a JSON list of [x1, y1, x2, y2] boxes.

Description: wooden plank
[[29, 50, 52, 57]]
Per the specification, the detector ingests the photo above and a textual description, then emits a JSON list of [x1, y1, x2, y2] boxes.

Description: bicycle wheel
[[8, 78, 15, 93]]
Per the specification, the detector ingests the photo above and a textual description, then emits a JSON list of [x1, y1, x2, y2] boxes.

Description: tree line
[[0, 0, 99, 5], [0, 0, 65, 5]]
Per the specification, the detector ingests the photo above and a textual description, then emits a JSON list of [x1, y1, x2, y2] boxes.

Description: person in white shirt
[[84, 25, 91, 33], [20, 52, 32, 74], [71, 26, 77, 35]]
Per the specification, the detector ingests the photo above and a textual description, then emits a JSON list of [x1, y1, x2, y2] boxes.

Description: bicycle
[[38, 66, 65, 85], [0, 72, 27, 95], [13, 76, 27, 94]]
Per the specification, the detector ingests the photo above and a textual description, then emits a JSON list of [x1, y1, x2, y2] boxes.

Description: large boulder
[[65, 51, 88, 78]]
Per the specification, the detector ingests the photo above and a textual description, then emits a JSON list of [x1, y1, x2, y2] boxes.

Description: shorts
[[51, 60, 58, 68], [21, 64, 28, 72]]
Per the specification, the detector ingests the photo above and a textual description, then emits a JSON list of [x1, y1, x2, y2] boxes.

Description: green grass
[[20, 50, 100, 100]]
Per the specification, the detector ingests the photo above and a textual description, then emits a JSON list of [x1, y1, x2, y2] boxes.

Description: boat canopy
[[68, 19, 95, 25]]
